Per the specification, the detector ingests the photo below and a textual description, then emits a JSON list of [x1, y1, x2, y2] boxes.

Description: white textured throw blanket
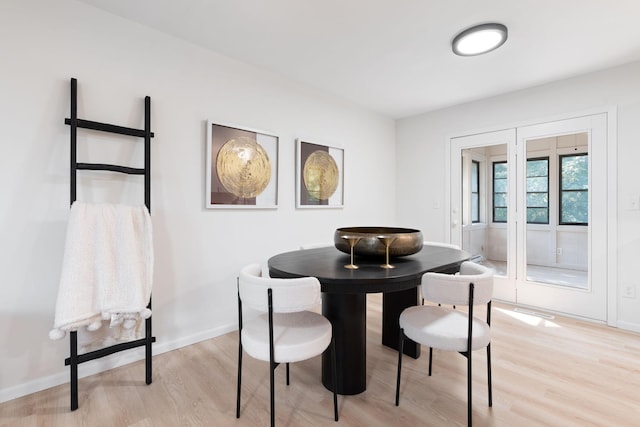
[[49, 202, 153, 340]]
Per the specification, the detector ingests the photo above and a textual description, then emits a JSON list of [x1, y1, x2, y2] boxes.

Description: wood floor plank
[[1, 295, 639, 426]]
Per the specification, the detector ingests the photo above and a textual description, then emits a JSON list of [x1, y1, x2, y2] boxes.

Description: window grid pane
[[527, 159, 548, 177], [561, 155, 588, 190], [561, 191, 588, 223], [493, 161, 507, 223], [471, 160, 479, 223], [527, 192, 548, 207], [526, 157, 549, 224], [527, 176, 548, 192], [527, 207, 549, 224], [560, 154, 588, 225], [494, 207, 507, 222]]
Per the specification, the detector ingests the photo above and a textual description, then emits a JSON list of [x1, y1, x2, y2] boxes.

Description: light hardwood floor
[[2, 295, 639, 426]]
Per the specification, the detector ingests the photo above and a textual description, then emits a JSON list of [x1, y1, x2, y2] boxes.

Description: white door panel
[[450, 129, 516, 303], [516, 114, 608, 321]]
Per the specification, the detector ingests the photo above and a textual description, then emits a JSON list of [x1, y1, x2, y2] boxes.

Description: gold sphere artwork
[[303, 150, 339, 201], [216, 136, 271, 198]]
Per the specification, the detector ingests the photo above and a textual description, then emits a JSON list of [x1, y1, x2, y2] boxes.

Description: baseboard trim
[[0, 322, 238, 404], [616, 320, 640, 334]]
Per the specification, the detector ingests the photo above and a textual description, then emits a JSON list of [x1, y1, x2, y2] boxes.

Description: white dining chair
[[236, 263, 338, 426], [395, 261, 494, 427]]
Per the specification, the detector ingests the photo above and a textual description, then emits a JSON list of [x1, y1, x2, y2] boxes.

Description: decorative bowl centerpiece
[[334, 227, 423, 258]]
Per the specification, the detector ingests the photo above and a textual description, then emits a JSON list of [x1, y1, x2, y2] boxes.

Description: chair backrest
[[300, 243, 333, 250], [422, 261, 493, 306], [238, 263, 321, 313], [423, 241, 461, 250]]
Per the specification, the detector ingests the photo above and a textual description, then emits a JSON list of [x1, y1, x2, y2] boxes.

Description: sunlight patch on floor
[[496, 307, 560, 328]]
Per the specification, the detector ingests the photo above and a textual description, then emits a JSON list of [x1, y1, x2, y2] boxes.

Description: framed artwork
[[206, 121, 278, 208], [296, 139, 344, 208]]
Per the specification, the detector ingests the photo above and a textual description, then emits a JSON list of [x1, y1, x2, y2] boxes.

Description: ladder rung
[[65, 118, 154, 138], [77, 163, 145, 175], [65, 336, 156, 365]]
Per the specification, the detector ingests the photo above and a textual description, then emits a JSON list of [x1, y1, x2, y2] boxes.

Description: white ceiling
[[77, 0, 640, 119]]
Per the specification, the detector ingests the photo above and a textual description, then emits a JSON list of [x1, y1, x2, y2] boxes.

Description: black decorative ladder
[[64, 77, 156, 410]]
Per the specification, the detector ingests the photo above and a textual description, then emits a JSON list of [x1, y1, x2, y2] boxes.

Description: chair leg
[[428, 347, 433, 376], [395, 329, 405, 406], [286, 363, 290, 386], [236, 342, 242, 418], [467, 351, 472, 427], [270, 359, 275, 427], [331, 338, 339, 421], [487, 344, 493, 407]]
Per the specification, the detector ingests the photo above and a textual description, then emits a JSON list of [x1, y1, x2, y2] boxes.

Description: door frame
[[445, 106, 617, 326]]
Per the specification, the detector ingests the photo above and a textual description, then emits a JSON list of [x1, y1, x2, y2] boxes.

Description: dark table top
[[268, 245, 471, 294]]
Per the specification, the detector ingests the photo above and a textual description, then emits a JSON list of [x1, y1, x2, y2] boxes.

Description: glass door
[[516, 114, 608, 321], [450, 129, 517, 303]]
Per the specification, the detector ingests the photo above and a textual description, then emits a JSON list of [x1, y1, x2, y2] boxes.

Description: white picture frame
[[296, 138, 344, 208], [206, 121, 278, 209]]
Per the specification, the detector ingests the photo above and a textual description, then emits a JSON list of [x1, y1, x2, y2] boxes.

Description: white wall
[[396, 60, 640, 331], [0, 0, 396, 402]]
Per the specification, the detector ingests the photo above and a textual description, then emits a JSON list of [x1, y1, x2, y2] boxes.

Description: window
[[471, 160, 479, 223], [526, 157, 549, 224], [493, 158, 549, 224], [493, 161, 507, 222], [560, 154, 588, 225]]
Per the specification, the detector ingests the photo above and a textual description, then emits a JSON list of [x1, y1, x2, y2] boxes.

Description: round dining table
[[268, 244, 470, 395]]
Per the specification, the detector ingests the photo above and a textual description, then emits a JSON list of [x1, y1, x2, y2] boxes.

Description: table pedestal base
[[322, 293, 366, 395], [321, 282, 421, 395]]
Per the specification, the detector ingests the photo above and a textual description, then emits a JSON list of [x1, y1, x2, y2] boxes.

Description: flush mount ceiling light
[[452, 23, 508, 56]]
